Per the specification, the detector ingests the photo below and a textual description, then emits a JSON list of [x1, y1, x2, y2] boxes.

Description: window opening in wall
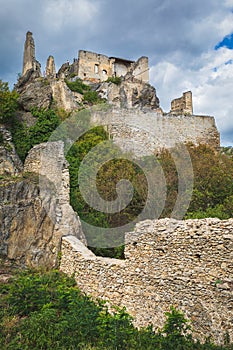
[[84, 73, 86, 77], [102, 69, 107, 75], [94, 64, 99, 74]]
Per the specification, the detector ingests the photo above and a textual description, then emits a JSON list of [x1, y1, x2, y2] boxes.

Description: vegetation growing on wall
[[66, 126, 148, 258], [0, 267, 232, 349]]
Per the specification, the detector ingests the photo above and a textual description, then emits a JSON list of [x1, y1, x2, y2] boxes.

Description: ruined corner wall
[[77, 50, 113, 82], [60, 218, 233, 344], [171, 91, 193, 115], [77, 50, 149, 83], [130, 56, 149, 83]]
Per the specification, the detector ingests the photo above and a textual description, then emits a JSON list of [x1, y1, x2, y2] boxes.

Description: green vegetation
[[158, 144, 233, 219], [65, 78, 91, 94], [66, 126, 148, 258], [0, 129, 4, 144], [0, 80, 18, 124], [65, 78, 105, 105], [106, 76, 122, 85], [10, 108, 60, 161], [83, 90, 105, 105], [0, 268, 231, 349]]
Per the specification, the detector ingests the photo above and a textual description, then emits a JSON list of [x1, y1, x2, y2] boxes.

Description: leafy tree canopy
[[0, 80, 18, 124]]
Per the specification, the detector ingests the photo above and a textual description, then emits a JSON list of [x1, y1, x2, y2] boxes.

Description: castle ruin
[[171, 91, 193, 115], [75, 50, 149, 83], [17, 31, 219, 153], [22, 32, 149, 84]]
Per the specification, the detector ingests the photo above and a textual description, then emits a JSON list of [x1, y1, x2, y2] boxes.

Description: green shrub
[[0, 80, 18, 124], [0, 130, 4, 145], [106, 76, 122, 85], [83, 91, 103, 104], [10, 108, 60, 161], [0, 269, 232, 350], [65, 78, 90, 94]]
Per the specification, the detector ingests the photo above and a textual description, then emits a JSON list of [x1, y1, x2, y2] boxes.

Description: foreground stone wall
[[60, 218, 233, 344]]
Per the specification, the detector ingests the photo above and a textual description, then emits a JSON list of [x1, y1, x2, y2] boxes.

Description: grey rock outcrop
[[0, 141, 86, 268], [95, 78, 160, 111], [16, 78, 53, 111], [50, 80, 81, 111], [46, 55, 56, 79], [22, 31, 41, 77], [0, 127, 23, 176]]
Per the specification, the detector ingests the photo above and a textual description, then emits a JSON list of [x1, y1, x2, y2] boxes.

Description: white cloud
[[43, 0, 100, 32]]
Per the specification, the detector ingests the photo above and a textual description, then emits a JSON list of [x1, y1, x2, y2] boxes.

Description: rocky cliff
[[0, 141, 85, 268], [0, 126, 23, 176]]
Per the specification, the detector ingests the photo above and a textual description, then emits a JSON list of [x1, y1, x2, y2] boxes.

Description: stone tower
[[22, 31, 41, 76], [170, 91, 193, 115], [46, 55, 56, 79]]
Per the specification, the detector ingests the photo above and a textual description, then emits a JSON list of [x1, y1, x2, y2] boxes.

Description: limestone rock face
[[50, 80, 81, 111], [0, 179, 59, 268], [95, 78, 160, 110], [0, 141, 86, 268], [46, 55, 56, 79], [16, 79, 53, 111], [22, 31, 42, 77], [0, 127, 23, 176]]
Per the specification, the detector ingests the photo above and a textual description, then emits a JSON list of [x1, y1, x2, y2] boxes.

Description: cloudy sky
[[1, 0, 233, 145]]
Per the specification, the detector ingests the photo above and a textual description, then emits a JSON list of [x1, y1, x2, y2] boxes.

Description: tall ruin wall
[[91, 108, 220, 156], [76, 50, 149, 83], [171, 91, 193, 115], [60, 218, 233, 344]]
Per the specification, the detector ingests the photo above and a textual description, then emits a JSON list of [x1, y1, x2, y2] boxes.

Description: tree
[[0, 80, 18, 123]]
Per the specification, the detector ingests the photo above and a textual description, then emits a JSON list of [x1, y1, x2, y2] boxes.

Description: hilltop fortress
[[14, 32, 219, 155]]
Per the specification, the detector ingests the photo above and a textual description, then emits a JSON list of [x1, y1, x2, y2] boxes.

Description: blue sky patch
[[215, 33, 233, 50]]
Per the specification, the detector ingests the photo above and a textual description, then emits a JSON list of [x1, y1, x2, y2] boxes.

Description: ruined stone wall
[[130, 56, 149, 83], [91, 108, 220, 156], [171, 91, 193, 115], [60, 218, 233, 344], [77, 50, 149, 83], [77, 50, 113, 82]]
